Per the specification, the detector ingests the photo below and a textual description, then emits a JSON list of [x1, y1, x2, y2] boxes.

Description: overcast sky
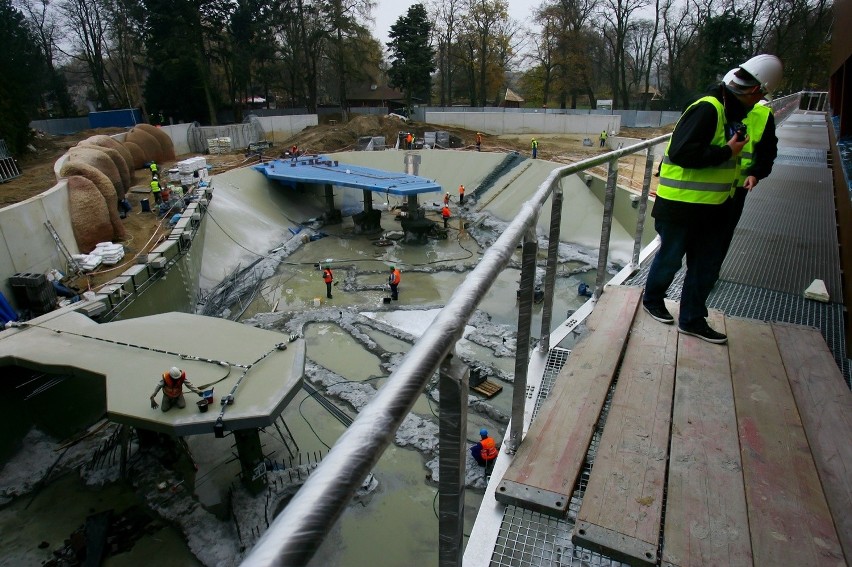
[[369, 0, 539, 47]]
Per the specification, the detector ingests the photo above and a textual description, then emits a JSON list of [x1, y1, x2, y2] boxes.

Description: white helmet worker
[[737, 54, 783, 95], [169, 366, 182, 379]]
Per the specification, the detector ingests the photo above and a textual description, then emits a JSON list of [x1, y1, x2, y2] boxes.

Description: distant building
[[347, 85, 407, 113], [499, 88, 525, 108]]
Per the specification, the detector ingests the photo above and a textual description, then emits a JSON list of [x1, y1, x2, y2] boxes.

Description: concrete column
[[508, 233, 538, 454], [593, 161, 618, 301], [439, 352, 469, 567], [234, 428, 268, 495], [539, 188, 563, 352]]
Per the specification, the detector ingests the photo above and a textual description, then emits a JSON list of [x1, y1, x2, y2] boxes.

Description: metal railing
[[241, 133, 671, 566]]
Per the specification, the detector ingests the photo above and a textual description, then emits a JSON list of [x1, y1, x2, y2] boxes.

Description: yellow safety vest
[[150, 180, 161, 193], [657, 96, 738, 205], [734, 103, 771, 189]]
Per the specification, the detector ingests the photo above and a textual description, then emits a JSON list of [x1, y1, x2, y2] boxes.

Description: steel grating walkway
[[479, 110, 850, 567]]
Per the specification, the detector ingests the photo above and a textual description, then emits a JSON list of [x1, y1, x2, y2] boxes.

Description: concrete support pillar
[[234, 428, 268, 495], [507, 232, 538, 454], [363, 189, 373, 213], [593, 161, 618, 301], [439, 351, 469, 567], [539, 188, 563, 352]]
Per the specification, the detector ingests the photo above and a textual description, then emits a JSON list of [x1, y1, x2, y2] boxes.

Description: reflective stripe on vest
[[657, 96, 736, 205], [735, 103, 771, 187]]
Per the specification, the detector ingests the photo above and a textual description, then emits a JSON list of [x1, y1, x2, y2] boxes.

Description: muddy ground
[[1, 116, 669, 292]]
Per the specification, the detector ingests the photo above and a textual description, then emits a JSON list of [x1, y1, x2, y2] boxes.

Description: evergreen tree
[[0, 0, 48, 154], [386, 3, 435, 112]]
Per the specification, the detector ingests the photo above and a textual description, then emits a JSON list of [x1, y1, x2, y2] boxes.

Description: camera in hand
[[729, 122, 747, 142]]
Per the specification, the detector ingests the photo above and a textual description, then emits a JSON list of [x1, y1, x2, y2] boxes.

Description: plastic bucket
[[197, 399, 209, 413]]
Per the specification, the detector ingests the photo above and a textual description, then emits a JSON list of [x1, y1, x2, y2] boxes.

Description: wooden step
[[661, 311, 752, 567], [495, 285, 642, 516], [471, 379, 502, 398], [772, 322, 852, 562], [573, 301, 678, 566], [727, 318, 844, 566]]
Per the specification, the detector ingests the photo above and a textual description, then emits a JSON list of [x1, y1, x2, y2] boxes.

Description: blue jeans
[[643, 217, 727, 326]]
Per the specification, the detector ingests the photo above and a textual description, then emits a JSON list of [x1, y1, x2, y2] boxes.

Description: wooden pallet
[[472, 379, 502, 398]]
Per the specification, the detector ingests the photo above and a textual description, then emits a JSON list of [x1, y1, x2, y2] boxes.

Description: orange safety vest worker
[[458, 184, 465, 205], [480, 436, 498, 461], [389, 268, 401, 286], [323, 267, 333, 283], [441, 205, 450, 220], [162, 370, 187, 398]]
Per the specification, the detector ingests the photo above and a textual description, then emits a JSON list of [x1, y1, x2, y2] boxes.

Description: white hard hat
[[737, 54, 783, 94], [169, 366, 181, 378]]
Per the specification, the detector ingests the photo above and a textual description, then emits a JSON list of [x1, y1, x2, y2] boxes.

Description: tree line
[[0, 0, 831, 154]]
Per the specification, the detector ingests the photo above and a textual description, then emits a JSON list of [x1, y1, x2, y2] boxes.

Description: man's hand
[[726, 133, 748, 156], [743, 175, 758, 190], [150, 397, 159, 410]]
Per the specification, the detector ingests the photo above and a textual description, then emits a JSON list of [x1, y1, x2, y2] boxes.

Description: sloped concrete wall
[[0, 180, 74, 305], [253, 115, 318, 145], [424, 112, 621, 136]]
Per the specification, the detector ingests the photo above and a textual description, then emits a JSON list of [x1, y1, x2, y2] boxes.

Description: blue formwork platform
[[254, 156, 443, 196]]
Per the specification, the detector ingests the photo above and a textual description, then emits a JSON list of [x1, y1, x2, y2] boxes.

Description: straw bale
[[124, 141, 146, 169], [67, 146, 124, 199], [127, 128, 162, 163], [60, 161, 126, 240], [80, 142, 131, 193], [67, 176, 115, 253], [85, 135, 135, 183], [135, 123, 176, 161]]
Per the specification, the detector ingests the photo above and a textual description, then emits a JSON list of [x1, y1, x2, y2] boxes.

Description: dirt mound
[[284, 114, 470, 154]]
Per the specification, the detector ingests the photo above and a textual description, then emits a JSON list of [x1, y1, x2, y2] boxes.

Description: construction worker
[[322, 264, 333, 299], [470, 428, 499, 467], [476, 132, 482, 151], [406, 132, 414, 149], [531, 138, 538, 159], [599, 130, 608, 148], [150, 367, 202, 412], [442, 204, 451, 229], [388, 266, 401, 300], [443, 192, 450, 206], [149, 161, 158, 179], [150, 178, 162, 204], [458, 184, 465, 205]]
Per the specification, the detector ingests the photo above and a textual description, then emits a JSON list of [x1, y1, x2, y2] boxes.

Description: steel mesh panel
[[774, 147, 827, 167], [533, 347, 571, 419], [719, 164, 841, 299]]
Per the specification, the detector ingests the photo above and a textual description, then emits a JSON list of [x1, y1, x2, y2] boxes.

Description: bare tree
[[429, 0, 463, 106], [463, 0, 509, 106], [598, 0, 649, 109]]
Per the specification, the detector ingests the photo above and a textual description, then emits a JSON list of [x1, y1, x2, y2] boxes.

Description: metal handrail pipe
[[241, 133, 672, 567]]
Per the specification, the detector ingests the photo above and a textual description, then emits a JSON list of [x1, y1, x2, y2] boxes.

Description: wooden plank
[[728, 317, 845, 566], [662, 311, 752, 567], [472, 380, 502, 398], [573, 302, 678, 565], [771, 323, 852, 563], [496, 285, 642, 516]]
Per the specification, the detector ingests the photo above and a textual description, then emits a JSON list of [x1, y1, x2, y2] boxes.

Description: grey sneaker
[[678, 320, 727, 344], [643, 303, 674, 324]]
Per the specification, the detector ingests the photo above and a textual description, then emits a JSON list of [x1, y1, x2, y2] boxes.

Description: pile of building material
[[174, 156, 209, 186], [92, 242, 125, 265], [207, 137, 232, 154]]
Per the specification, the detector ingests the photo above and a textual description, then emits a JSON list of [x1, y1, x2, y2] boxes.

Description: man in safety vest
[[599, 130, 607, 148], [150, 178, 162, 204], [443, 192, 450, 206], [322, 264, 333, 299], [458, 184, 465, 205], [388, 265, 401, 300], [149, 161, 158, 179], [470, 428, 498, 466], [441, 204, 451, 229], [643, 54, 781, 345], [476, 132, 482, 151], [720, 56, 782, 258], [150, 367, 202, 412], [531, 138, 538, 159]]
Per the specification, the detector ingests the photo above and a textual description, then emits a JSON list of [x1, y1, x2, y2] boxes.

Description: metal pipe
[[240, 134, 670, 567], [539, 188, 563, 353], [593, 160, 619, 300]]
